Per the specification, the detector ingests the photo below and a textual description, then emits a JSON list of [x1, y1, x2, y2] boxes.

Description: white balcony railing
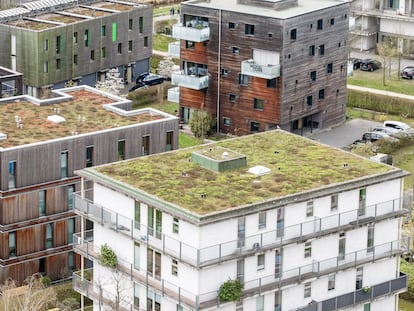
[[171, 72, 209, 90], [241, 59, 281, 79], [168, 41, 180, 58], [172, 24, 210, 42], [168, 87, 180, 103]]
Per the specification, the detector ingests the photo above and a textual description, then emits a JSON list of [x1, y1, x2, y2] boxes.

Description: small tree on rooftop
[[189, 109, 212, 138]]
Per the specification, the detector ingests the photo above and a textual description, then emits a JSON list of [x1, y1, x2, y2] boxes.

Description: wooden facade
[[177, 0, 349, 135]]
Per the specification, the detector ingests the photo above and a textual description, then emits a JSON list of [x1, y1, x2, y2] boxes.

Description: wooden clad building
[[173, 0, 349, 135], [0, 85, 179, 284]]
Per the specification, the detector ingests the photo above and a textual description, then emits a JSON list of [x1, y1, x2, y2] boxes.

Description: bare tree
[[157, 56, 177, 80], [377, 39, 398, 86], [95, 68, 124, 96]]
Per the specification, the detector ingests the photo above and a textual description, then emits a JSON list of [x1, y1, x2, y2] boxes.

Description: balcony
[[167, 86, 180, 103], [241, 59, 280, 79], [168, 41, 180, 58], [74, 192, 406, 268], [295, 272, 407, 311], [171, 72, 209, 90], [172, 23, 210, 42]]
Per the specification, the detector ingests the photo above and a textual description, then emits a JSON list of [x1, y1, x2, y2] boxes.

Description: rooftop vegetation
[[96, 131, 392, 214]]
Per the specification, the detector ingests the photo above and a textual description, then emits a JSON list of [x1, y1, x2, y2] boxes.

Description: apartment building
[[169, 0, 349, 135], [0, 0, 152, 97], [73, 130, 409, 311], [0, 85, 178, 285], [350, 0, 414, 55]]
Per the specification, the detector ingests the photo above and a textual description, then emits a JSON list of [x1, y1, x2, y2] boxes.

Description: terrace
[[0, 85, 170, 149]]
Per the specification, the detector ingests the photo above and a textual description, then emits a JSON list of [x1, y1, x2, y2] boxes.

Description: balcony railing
[[167, 86, 180, 103], [241, 59, 281, 79], [171, 72, 209, 90], [172, 24, 210, 42], [295, 272, 407, 311], [168, 41, 180, 58], [74, 192, 406, 268]]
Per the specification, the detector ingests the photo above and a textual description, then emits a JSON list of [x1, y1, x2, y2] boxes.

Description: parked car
[[362, 131, 389, 142], [128, 82, 146, 92], [350, 58, 363, 70], [371, 126, 400, 135], [136, 72, 149, 84], [401, 66, 414, 79], [383, 120, 410, 131], [142, 73, 165, 86], [360, 59, 381, 72]]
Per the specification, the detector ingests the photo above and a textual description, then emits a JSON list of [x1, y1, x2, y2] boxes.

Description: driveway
[[305, 119, 381, 149]]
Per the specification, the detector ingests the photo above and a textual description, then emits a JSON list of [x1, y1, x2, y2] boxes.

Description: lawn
[[153, 6, 179, 17], [179, 132, 203, 148], [153, 33, 178, 52], [400, 299, 414, 311]]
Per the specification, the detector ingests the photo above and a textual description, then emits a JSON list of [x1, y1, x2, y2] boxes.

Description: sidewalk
[[347, 84, 414, 101]]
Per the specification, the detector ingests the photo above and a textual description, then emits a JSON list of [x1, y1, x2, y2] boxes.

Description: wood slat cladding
[[180, 88, 207, 110], [180, 41, 208, 64]]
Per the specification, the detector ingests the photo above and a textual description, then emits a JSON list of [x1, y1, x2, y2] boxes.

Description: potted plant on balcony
[[218, 278, 243, 302], [362, 286, 371, 293], [100, 244, 117, 269]]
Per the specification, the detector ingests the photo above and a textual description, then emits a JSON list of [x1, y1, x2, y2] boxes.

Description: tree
[[218, 279, 243, 302], [377, 39, 399, 86], [189, 110, 212, 138], [157, 55, 177, 80], [95, 68, 124, 96]]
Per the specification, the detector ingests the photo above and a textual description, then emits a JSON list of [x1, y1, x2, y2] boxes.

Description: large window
[[367, 224, 374, 252], [39, 190, 46, 216], [356, 267, 363, 289], [309, 45, 315, 56], [359, 188, 366, 216], [238, 74, 248, 85], [304, 242, 312, 258], [386, 0, 399, 9], [251, 121, 260, 133], [327, 63, 333, 73], [46, 223, 54, 249], [134, 283, 140, 308], [258, 212, 266, 229], [304, 282, 311, 298], [237, 259, 244, 283], [134, 201, 141, 229], [256, 295, 264, 311], [254, 98, 264, 110], [67, 218, 75, 244], [237, 217, 245, 247], [61, 151, 68, 178], [112, 23, 117, 42], [73, 32, 78, 44], [172, 217, 179, 234], [8, 160, 16, 188], [56, 35, 61, 54], [245, 24, 255, 35], [86, 146, 94, 167], [338, 232, 346, 260], [101, 25, 106, 37], [331, 194, 338, 211], [134, 241, 140, 270], [166, 131, 173, 151], [290, 29, 297, 40], [68, 185, 75, 210], [319, 44, 325, 56], [118, 140, 125, 160], [310, 71, 317, 81], [306, 201, 314, 217], [9, 232, 16, 257], [147, 248, 161, 279], [317, 19, 323, 30], [328, 274, 335, 290], [142, 136, 150, 156], [257, 253, 265, 270], [139, 16, 144, 33], [84, 30, 89, 47], [148, 206, 162, 239], [171, 259, 178, 276]]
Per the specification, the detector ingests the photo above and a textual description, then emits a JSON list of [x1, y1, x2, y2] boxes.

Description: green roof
[[93, 131, 396, 214]]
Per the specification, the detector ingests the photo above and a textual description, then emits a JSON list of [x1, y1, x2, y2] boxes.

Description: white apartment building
[[350, 0, 414, 55], [72, 130, 410, 311]]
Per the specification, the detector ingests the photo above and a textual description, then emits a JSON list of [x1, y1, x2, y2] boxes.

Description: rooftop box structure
[[191, 146, 247, 172]]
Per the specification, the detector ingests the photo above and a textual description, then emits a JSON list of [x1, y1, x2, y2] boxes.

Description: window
[[330, 18, 335, 25], [61, 151, 68, 178], [229, 22, 235, 29], [112, 23, 117, 41], [129, 18, 133, 30], [356, 267, 363, 289], [166, 131, 173, 151], [147, 289, 161, 311], [142, 135, 150, 156], [43, 61, 49, 73], [258, 212, 266, 229], [172, 259, 178, 276], [144, 36, 148, 47], [134, 283, 140, 308], [257, 253, 265, 270], [363, 303, 371, 311], [67, 218, 75, 244], [173, 217, 179, 234], [56, 35, 61, 54], [223, 117, 231, 126], [256, 295, 264, 311], [128, 40, 133, 52], [359, 188, 366, 216], [310, 71, 317, 81], [306, 201, 313, 217], [237, 259, 244, 283], [118, 140, 125, 160], [56, 59, 61, 70], [331, 194, 338, 211], [73, 32, 78, 44], [101, 47, 106, 58], [251, 121, 260, 132], [39, 190, 46, 216], [9, 232, 16, 257], [386, 0, 399, 9], [101, 25, 106, 36], [229, 94, 236, 102], [238, 217, 245, 247], [290, 28, 297, 40], [134, 201, 141, 229], [90, 50, 95, 61], [232, 46, 239, 54], [309, 45, 315, 56], [304, 282, 311, 298], [44, 39, 49, 51], [319, 44, 325, 56], [118, 43, 122, 54], [148, 206, 162, 239], [186, 41, 195, 49], [327, 63, 333, 73], [254, 98, 264, 110], [221, 68, 229, 76], [267, 78, 277, 88], [319, 89, 325, 100], [306, 95, 313, 107], [46, 223, 53, 249], [177, 305, 183, 311], [134, 241, 140, 269], [328, 274, 335, 290], [338, 232, 346, 260], [304, 242, 312, 258], [139, 16, 144, 33], [317, 19, 323, 30], [245, 24, 255, 35], [367, 224, 374, 252], [86, 145, 94, 167], [8, 160, 16, 188], [74, 54, 78, 65], [268, 33, 273, 38], [84, 30, 89, 47], [147, 248, 161, 278], [239, 74, 248, 85], [68, 251, 74, 272]]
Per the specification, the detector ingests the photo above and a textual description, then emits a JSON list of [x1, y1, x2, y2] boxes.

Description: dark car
[[136, 72, 149, 84], [360, 59, 381, 72], [401, 66, 414, 79], [350, 58, 362, 70], [128, 82, 146, 92], [142, 74, 165, 86]]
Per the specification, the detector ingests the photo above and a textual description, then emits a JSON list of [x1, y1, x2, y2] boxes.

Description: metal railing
[[168, 41, 180, 58], [172, 24, 210, 42], [74, 192, 405, 268], [171, 72, 209, 90], [167, 86, 180, 103], [241, 60, 281, 79]]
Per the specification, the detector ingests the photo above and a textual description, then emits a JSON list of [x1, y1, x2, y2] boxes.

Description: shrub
[[42, 275, 51, 287], [218, 279, 243, 302], [400, 260, 414, 300], [100, 244, 117, 268], [189, 110, 213, 138]]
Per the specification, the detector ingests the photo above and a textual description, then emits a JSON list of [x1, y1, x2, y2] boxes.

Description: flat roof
[[183, 0, 347, 19], [0, 86, 173, 149], [90, 130, 400, 215]]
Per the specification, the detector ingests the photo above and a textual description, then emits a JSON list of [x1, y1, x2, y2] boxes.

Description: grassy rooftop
[[96, 131, 393, 214], [0, 89, 164, 148]]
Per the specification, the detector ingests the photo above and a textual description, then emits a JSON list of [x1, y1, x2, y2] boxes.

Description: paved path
[[348, 84, 414, 101]]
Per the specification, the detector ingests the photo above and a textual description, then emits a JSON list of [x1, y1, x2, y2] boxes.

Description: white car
[[383, 120, 410, 131], [372, 126, 400, 135]]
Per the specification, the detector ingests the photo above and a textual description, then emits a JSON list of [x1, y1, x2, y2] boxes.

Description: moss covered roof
[[94, 131, 395, 214]]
